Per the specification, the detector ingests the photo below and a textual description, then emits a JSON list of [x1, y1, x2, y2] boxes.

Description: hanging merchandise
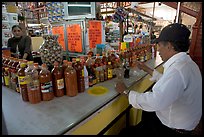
[[39, 35, 64, 67], [46, 2, 65, 23], [112, 7, 128, 23]]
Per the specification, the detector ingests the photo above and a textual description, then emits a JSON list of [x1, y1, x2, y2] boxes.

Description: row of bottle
[[2, 47, 153, 104]]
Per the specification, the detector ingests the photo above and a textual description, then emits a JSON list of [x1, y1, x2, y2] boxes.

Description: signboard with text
[[66, 24, 83, 53], [88, 20, 102, 49]]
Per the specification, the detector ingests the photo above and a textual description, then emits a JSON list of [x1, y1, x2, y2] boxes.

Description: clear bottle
[[25, 61, 41, 104], [16, 59, 23, 93], [64, 62, 78, 97], [8, 57, 14, 89], [51, 61, 64, 97], [18, 62, 29, 101], [99, 66, 104, 82], [39, 63, 54, 101], [80, 56, 89, 90], [10, 58, 19, 91]]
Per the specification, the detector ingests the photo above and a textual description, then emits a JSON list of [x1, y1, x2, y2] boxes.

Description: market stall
[[2, 54, 163, 135]]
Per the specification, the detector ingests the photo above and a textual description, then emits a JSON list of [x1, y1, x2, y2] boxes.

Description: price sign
[[88, 20, 102, 49], [52, 26, 66, 50], [66, 24, 82, 53]]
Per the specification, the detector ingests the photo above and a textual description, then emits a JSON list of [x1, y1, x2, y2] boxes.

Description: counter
[[2, 54, 163, 135]]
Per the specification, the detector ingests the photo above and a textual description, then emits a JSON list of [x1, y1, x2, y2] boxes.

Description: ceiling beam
[[162, 2, 198, 17]]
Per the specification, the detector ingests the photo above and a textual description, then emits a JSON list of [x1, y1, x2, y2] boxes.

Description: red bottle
[[64, 62, 78, 97], [39, 63, 54, 101], [51, 61, 64, 97]]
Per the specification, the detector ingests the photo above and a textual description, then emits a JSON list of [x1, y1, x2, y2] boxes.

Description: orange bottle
[[74, 58, 85, 93], [51, 61, 64, 97], [64, 62, 78, 97], [39, 63, 54, 101], [25, 61, 41, 104]]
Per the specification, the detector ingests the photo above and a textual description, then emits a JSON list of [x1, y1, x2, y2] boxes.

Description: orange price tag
[[88, 20, 102, 49], [66, 24, 82, 53]]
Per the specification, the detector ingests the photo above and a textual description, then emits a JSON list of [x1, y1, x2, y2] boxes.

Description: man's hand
[[115, 81, 127, 94], [137, 61, 153, 76]]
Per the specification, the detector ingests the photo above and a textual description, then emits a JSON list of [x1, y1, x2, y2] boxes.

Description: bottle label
[[11, 72, 17, 83], [28, 80, 40, 90], [57, 79, 64, 89], [81, 69, 84, 77], [4, 76, 10, 86], [41, 81, 53, 93], [108, 69, 113, 79], [18, 76, 27, 85]]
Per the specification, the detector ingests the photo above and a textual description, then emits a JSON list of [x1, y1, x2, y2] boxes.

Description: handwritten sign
[[88, 20, 102, 49], [52, 26, 66, 50], [66, 24, 82, 53]]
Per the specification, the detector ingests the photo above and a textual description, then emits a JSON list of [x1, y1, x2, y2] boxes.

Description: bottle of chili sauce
[[39, 63, 54, 101], [51, 61, 64, 97]]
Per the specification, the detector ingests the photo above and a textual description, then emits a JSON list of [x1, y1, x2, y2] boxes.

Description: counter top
[[2, 54, 163, 135]]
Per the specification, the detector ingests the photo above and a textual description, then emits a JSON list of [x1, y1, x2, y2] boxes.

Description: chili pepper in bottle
[[39, 63, 54, 101], [51, 61, 64, 97]]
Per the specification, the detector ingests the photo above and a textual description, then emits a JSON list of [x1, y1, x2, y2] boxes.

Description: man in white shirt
[[115, 23, 202, 136]]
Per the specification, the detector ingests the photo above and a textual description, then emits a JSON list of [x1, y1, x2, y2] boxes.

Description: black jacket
[[8, 35, 33, 61]]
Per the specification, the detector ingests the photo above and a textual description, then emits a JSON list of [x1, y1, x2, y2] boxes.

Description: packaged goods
[[39, 35, 63, 67], [51, 61, 64, 97], [64, 62, 78, 97], [39, 63, 54, 101], [18, 62, 29, 101]]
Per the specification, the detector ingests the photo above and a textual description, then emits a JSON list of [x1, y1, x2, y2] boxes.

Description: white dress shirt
[[128, 52, 202, 130]]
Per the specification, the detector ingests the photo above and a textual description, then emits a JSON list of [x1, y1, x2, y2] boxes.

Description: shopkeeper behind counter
[[7, 25, 33, 61]]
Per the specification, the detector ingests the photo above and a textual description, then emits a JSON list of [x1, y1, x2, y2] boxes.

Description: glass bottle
[[107, 62, 113, 80], [80, 56, 89, 90], [8, 57, 14, 89], [16, 59, 23, 93], [4, 67, 10, 87], [51, 61, 64, 97], [34, 63, 41, 74], [18, 62, 29, 101], [74, 58, 85, 93], [64, 62, 78, 97], [10, 58, 19, 91], [25, 61, 41, 104], [39, 63, 54, 101]]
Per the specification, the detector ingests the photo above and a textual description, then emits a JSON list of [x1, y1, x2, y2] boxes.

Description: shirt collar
[[162, 52, 187, 72]]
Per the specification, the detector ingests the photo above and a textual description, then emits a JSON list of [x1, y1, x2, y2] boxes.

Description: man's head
[[12, 25, 23, 38], [155, 23, 191, 62]]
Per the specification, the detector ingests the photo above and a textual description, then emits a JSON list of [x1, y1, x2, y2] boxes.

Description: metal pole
[[176, 2, 181, 23]]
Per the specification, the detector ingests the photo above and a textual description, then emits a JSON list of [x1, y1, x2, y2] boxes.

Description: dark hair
[[161, 40, 190, 52], [12, 25, 22, 31]]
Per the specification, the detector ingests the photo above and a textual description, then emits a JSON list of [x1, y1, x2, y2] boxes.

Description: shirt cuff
[[149, 69, 162, 82], [128, 90, 143, 109]]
